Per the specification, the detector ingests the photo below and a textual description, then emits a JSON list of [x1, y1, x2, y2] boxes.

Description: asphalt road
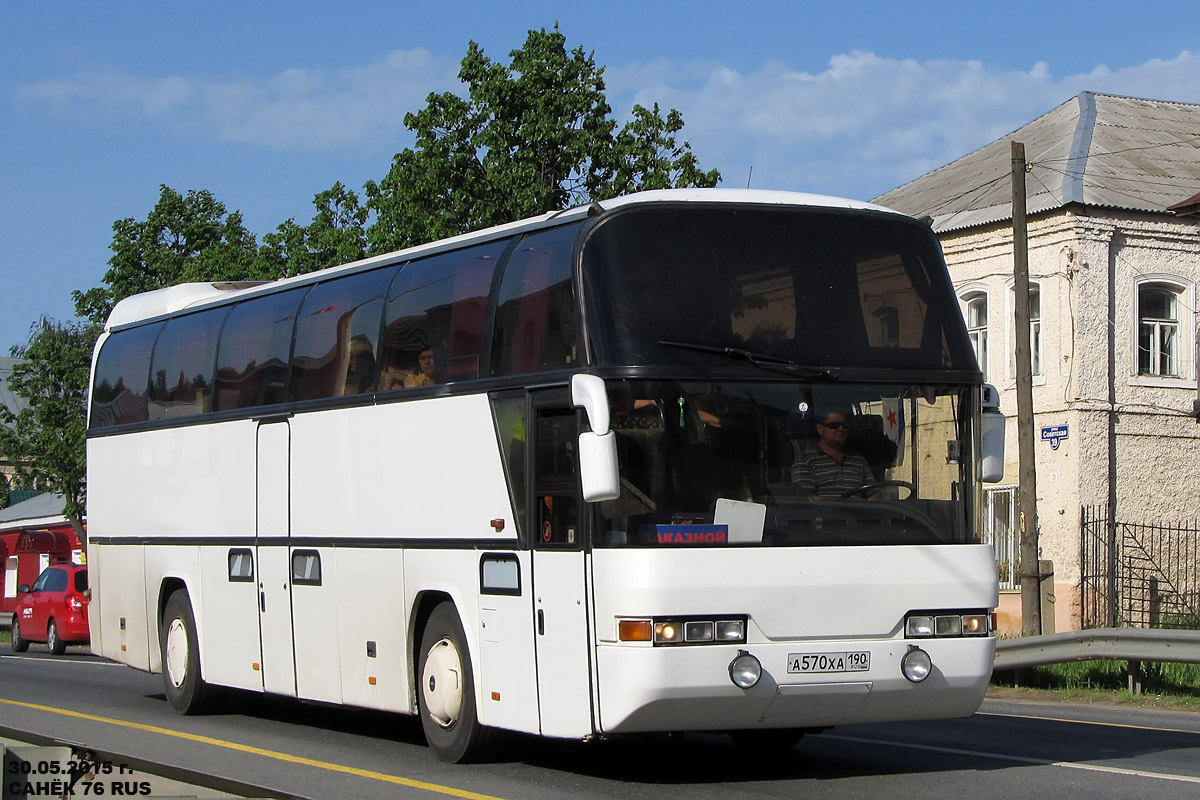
[[2, 645, 1199, 800]]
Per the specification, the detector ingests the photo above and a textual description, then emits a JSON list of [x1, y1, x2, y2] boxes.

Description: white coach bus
[[86, 189, 1005, 762]]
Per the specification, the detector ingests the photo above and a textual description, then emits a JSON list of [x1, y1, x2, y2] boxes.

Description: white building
[[875, 92, 1200, 633]]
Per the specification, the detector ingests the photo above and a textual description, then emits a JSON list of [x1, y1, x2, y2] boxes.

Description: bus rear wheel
[[160, 590, 217, 714], [417, 602, 497, 763]]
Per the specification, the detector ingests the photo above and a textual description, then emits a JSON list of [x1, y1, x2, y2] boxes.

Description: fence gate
[[1081, 505, 1200, 629]]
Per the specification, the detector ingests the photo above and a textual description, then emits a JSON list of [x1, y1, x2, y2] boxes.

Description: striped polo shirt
[[791, 449, 874, 497]]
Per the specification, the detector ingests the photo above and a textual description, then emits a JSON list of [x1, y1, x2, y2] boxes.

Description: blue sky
[[3, 1, 1199, 352]]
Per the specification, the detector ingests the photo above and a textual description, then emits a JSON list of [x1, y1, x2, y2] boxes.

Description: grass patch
[[993, 662, 1200, 700]]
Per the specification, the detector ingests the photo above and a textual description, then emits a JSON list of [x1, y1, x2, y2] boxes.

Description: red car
[[10, 563, 90, 655]]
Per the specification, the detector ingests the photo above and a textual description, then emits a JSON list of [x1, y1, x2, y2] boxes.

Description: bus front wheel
[[417, 602, 496, 763], [160, 590, 217, 714]]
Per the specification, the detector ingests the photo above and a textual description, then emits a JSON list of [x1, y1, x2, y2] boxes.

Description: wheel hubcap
[[421, 637, 463, 728], [165, 619, 189, 689]]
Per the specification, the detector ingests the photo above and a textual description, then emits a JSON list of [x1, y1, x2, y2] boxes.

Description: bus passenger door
[[530, 399, 594, 738], [256, 418, 296, 696]]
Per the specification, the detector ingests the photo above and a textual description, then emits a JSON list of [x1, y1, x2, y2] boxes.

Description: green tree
[[256, 182, 368, 278], [365, 24, 720, 253], [0, 318, 99, 550], [73, 185, 262, 325]]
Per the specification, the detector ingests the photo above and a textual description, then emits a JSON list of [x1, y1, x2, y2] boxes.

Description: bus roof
[[103, 188, 905, 331]]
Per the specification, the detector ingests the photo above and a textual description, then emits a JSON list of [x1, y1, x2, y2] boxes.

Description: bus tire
[[11, 617, 29, 653], [417, 602, 497, 763], [160, 590, 216, 714], [47, 619, 67, 655]]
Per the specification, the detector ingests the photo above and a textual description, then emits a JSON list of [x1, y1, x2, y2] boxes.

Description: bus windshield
[[581, 204, 976, 373], [596, 380, 980, 547]]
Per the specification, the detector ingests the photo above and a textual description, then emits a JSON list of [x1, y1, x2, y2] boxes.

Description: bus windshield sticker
[[639, 525, 729, 545]]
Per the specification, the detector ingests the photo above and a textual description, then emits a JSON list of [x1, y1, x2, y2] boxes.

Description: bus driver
[[790, 410, 876, 499]]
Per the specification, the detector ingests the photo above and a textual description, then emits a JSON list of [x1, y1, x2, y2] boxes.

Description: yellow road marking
[[978, 710, 1200, 736], [0, 697, 507, 800]]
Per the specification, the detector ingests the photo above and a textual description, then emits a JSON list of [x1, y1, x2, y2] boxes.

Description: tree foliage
[[73, 185, 262, 325], [0, 317, 99, 546], [28, 25, 718, 537], [257, 182, 368, 278], [365, 25, 719, 253]]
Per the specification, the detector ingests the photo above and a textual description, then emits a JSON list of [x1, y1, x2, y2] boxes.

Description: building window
[[872, 305, 900, 348], [984, 486, 1018, 590], [963, 293, 988, 377], [1138, 283, 1180, 377], [1008, 283, 1042, 379]]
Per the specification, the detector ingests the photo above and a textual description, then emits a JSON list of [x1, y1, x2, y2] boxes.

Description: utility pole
[[1012, 141, 1042, 637]]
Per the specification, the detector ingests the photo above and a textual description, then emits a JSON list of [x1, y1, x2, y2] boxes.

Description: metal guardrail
[[993, 627, 1200, 671]]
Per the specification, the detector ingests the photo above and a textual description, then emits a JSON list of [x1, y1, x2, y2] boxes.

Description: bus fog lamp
[[901, 647, 932, 683], [728, 651, 761, 689]]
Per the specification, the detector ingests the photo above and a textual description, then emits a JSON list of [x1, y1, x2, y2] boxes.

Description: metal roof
[[0, 492, 65, 528], [872, 92, 1200, 233]]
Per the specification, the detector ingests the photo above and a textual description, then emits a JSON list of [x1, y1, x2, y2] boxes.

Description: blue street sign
[[1040, 424, 1069, 450]]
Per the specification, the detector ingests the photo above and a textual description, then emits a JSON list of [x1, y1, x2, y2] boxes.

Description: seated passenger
[[382, 348, 436, 389], [790, 410, 875, 499]]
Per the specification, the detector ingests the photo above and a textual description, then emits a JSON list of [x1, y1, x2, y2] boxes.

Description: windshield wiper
[[657, 340, 837, 379]]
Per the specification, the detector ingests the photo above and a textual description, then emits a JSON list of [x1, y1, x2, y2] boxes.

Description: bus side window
[[291, 268, 392, 402], [147, 307, 226, 421], [90, 321, 164, 428], [491, 224, 580, 377], [382, 241, 504, 388], [535, 411, 578, 546], [214, 288, 307, 411]]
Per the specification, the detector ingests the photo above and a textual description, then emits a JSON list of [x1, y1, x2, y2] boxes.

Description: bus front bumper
[[595, 636, 995, 734]]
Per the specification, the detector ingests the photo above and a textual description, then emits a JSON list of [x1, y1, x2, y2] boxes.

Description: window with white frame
[[1008, 283, 1042, 379], [984, 486, 1018, 590], [1137, 282, 1181, 377], [964, 292, 988, 377], [873, 305, 900, 348]]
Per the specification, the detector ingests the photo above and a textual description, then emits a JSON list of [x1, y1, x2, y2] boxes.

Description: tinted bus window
[[292, 268, 393, 402], [90, 321, 164, 428], [215, 288, 307, 411], [582, 207, 975, 371], [491, 224, 580, 376], [381, 242, 506, 389], [148, 307, 227, 421]]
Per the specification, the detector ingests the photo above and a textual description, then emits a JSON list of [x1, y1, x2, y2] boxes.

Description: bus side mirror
[[572, 374, 621, 502], [980, 383, 1005, 483]]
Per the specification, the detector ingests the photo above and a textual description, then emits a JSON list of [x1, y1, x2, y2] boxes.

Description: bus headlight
[[617, 616, 747, 645], [728, 651, 762, 689], [901, 646, 932, 683], [905, 610, 991, 638]]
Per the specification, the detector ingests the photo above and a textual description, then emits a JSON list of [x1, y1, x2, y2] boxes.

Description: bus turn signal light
[[618, 619, 653, 641]]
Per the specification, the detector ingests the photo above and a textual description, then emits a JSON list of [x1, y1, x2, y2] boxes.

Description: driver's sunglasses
[[821, 421, 847, 430]]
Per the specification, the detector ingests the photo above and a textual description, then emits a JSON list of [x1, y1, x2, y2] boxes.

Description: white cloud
[[16, 49, 460, 150], [614, 49, 1200, 199], [16, 47, 1200, 200]]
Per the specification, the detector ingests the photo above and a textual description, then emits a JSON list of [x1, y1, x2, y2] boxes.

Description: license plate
[[787, 651, 871, 673]]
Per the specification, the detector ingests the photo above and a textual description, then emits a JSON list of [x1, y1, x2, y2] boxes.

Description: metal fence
[[1081, 504, 1200, 629]]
